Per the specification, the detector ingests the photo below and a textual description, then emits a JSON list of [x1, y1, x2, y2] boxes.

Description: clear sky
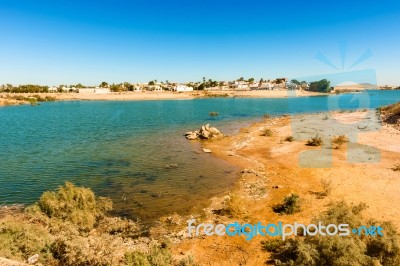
[[1, 0, 399, 86]]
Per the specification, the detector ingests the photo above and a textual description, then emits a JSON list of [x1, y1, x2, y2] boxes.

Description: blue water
[[0, 90, 398, 221]]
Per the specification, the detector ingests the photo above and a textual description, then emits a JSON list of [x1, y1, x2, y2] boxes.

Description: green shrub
[[125, 251, 151, 266], [51, 233, 126, 266], [125, 241, 172, 266], [263, 201, 400, 265], [273, 193, 301, 215], [306, 135, 323, 146], [0, 215, 54, 263], [36, 182, 112, 231]]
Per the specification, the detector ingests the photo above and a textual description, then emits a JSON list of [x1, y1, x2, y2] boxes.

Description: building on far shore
[[78, 88, 111, 94], [48, 87, 58, 93], [174, 85, 193, 92]]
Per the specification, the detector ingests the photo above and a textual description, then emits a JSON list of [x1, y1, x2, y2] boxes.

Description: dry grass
[[284, 136, 294, 142], [260, 128, 273, 137], [331, 135, 349, 149], [379, 102, 400, 128], [392, 164, 400, 172], [306, 134, 323, 146]]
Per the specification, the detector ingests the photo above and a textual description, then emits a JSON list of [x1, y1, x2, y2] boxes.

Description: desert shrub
[[96, 216, 141, 238], [125, 251, 150, 266], [51, 233, 126, 266], [36, 182, 112, 231], [284, 136, 293, 142], [263, 201, 400, 266], [125, 241, 172, 266], [260, 128, 273, 137], [209, 111, 219, 116], [177, 255, 199, 266], [273, 194, 301, 215], [392, 164, 400, 172], [320, 178, 332, 197], [306, 135, 323, 146], [331, 135, 349, 149], [264, 114, 271, 119], [379, 102, 400, 127], [0, 214, 55, 264]]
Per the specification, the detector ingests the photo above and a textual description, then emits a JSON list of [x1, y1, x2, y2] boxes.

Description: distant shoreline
[[0, 90, 328, 107], [1, 88, 398, 107]]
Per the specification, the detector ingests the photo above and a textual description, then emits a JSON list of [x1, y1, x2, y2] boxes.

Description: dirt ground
[[172, 111, 400, 265]]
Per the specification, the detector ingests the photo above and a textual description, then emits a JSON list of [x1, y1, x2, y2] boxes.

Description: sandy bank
[[0, 90, 323, 106], [172, 110, 400, 265]]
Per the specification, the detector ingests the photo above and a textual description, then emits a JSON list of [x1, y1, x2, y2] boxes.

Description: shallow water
[[0, 90, 399, 222]]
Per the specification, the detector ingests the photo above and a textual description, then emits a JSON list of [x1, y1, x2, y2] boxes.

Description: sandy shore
[[0, 90, 323, 107], [170, 110, 400, 265]]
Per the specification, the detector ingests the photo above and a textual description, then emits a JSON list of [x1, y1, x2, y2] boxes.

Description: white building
[[232, 81, 250, 90], [48, 87, 58, 93], [174, 85, 193, 92]]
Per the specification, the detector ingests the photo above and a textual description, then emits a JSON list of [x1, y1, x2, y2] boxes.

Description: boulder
[[202, 148, 212, 153], [186, 132, 198, 140], [184, 124, 223, 140]]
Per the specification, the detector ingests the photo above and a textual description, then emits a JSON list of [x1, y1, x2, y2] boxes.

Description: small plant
[[264, 113, 271, 119], [320, 178, 332, 196], [284, 136, 293, 142], [273, 193, 301, 215], [331, 135, 349, 149], [260, 128, 273, 137], [392, 164, 400, 172], [306, 134, 323, 146], [322, 114, 329, 120], [209, 111, 219, 117]]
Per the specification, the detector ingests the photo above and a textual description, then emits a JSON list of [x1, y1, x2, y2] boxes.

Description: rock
[[200, 130, 211, 139], [186, 133, 198, 140], [272, 185, 284, 189], [202, 148, 212, 153], [208, 127, 221, 135], [28, 254, 39, 264], [184, 124, 223, 140]]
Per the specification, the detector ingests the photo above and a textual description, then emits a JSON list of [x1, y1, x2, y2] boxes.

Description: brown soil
[[172, 111, 400, 265]]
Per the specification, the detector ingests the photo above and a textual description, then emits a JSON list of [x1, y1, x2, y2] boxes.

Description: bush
[[331, 135, 349, 149], [125, 241, 172, 266], [284, 136, 294, 142], [0, 215, 55, 264], [51, 233, 126, 266], [392, 164, 400, 172], [320, 178, 332, 197], [209, 112, 219, 117], [263, 201, 400, 265], [260, 128, 273, 137], [273, 194, 301, 215], [36, 182, 112, 231], [306, 135, 323, 146]]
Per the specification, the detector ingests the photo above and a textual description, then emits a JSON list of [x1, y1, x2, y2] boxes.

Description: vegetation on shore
[[379, 101, 400, 129], [0, 182, 196, 265], [263, 201, 400, 266]]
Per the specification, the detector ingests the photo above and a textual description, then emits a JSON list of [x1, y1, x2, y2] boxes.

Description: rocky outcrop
[[184, 124, 223, 140]]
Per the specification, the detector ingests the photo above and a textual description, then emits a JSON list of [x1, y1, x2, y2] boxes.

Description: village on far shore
[[1, 77, 398, 95]]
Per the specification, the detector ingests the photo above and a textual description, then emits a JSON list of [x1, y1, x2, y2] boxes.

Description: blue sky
[[1, 0, 399, 86]]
